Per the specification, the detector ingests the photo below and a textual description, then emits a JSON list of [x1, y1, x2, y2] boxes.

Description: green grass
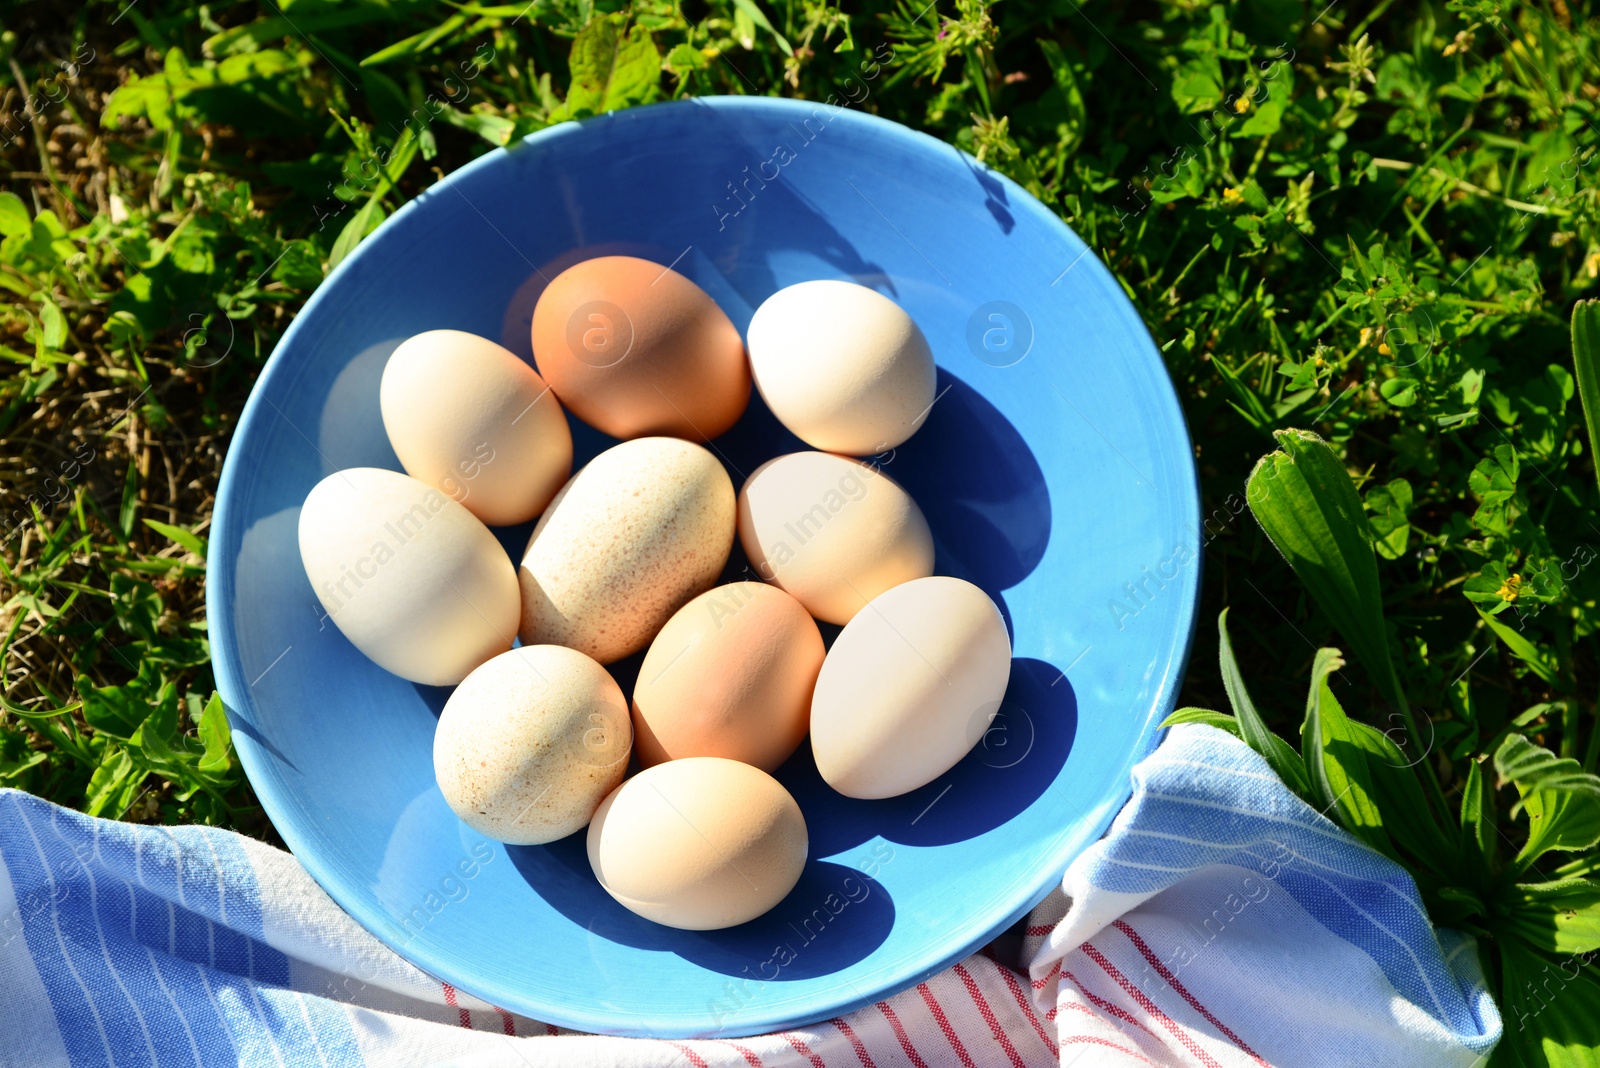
[[3, 0, 1600, 1060]]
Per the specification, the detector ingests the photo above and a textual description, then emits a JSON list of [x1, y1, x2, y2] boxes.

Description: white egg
[[434, 645, 631, 845], [380, 329, 572, 526], [746, 280, 937, 455], [298, 467, 518, 685], [810, 576, 1012, 798]]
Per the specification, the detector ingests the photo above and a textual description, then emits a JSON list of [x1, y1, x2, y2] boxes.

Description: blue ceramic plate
[[207, 96, 1200, 1038]]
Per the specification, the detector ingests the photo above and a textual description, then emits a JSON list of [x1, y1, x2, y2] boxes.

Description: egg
[[530, 256, 749, 441], [519, 437, 736, 662], [298, 468, 518, 686], [737, 451, 934, 625], [811, 576, 1012, 799], [632, 583, 824, 772], [746, 280, 937, 455], [434, 645, 631, 845], [379, 329, 573, 526], [587, 757, 807, 929]]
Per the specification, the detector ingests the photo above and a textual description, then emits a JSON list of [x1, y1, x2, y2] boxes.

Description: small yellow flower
[[1585, 250, 1600, 278], [1497, 574, 1523, 602], [1234, 96, 1250, 114], [1378, 342, 1392, 355], [1222, 186, 1244, 205], [1359, 327, 1374, 347]]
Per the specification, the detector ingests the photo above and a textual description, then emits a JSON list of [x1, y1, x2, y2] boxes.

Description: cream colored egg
[[434, 645, 630, 845], [379, 329, 573, 526], [746, 280, 937, 455], [519, 437, 735, 663], [737, 451, 934, 625], [587, 757, 807, 929], [632, 582, 824, 772], [811, 576, 1012, 799], [298, 467, 518, 686]]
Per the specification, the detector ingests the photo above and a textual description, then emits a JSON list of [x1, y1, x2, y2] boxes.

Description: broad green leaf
[[1496, 937, 1600, 1067], [1379, 376, 1420, 407], [77, 674, 153, 741], [1523, 789, 1600, 867], [84, 746, 144, 818], [1497, 735, 1600, 867], [1302, 648, 1394, 857], [1218, 608, 1311, 798], [1570, 300, 1600, 503], [1476, 608, 1561, 686], [0, 192, 29, 237], [1468, 445, 1519, 536], [1348, 720, 1456, 873], [1497, 735, 1600, 804], [1246, 429, 1401, 708], [1505, 880, 1600, 954], [560, 14, 662, 120], [1366, 477, 1413, 560], [196, 692, 234, 778]]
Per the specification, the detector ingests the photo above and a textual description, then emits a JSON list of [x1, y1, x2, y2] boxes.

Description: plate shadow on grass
[[509, 845, 893, 981]]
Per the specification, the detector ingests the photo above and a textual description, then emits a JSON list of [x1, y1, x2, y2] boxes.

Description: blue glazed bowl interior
[[207, 96, 1200, 1037]]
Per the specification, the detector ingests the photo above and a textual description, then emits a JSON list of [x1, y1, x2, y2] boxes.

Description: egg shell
[[434, 645, 631, 845], [631, 582, 824, 772], [530, 256, 749, 441], [519, 437, 736, 663], [737, 451, 934, 625], [746, 280, 937, 455], [811, 576, 1012, 799], [379, 329, 573, 526], [587, 757, 807, 929], [298, 467, 518, 686]]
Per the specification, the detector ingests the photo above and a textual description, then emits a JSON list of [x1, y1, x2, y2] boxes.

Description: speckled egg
[[519, 437, 736, 663], [298, 467, 518, 686], [632, 582, 824, 772], [737, 451, 934, 625], [587, 757, 807, 929], [434, 645, 631, 845], [811, 576, 1012, 799], [531, 256, 749, 441], [379, 329, 572, 526], [746, 280, 937, 454]]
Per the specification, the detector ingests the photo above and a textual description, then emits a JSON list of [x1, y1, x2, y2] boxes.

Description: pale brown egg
[[631, 582, 824, 772], [587, 757, 807, 929], [530, 256, 749, 441], [737, 451, 935, 625], [379, 330, 572, 527]]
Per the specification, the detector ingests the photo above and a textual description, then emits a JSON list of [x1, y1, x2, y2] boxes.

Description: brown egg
[[632, 582, 824, 772], [530, 255, 749, 441]]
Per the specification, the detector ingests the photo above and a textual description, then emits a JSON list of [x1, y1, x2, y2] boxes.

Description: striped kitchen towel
[[0, 724, 1500, 1067]]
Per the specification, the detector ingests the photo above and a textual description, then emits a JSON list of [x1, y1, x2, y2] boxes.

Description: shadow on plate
[[510, 846, 893, 981], [798, 658, 1078, 856]]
